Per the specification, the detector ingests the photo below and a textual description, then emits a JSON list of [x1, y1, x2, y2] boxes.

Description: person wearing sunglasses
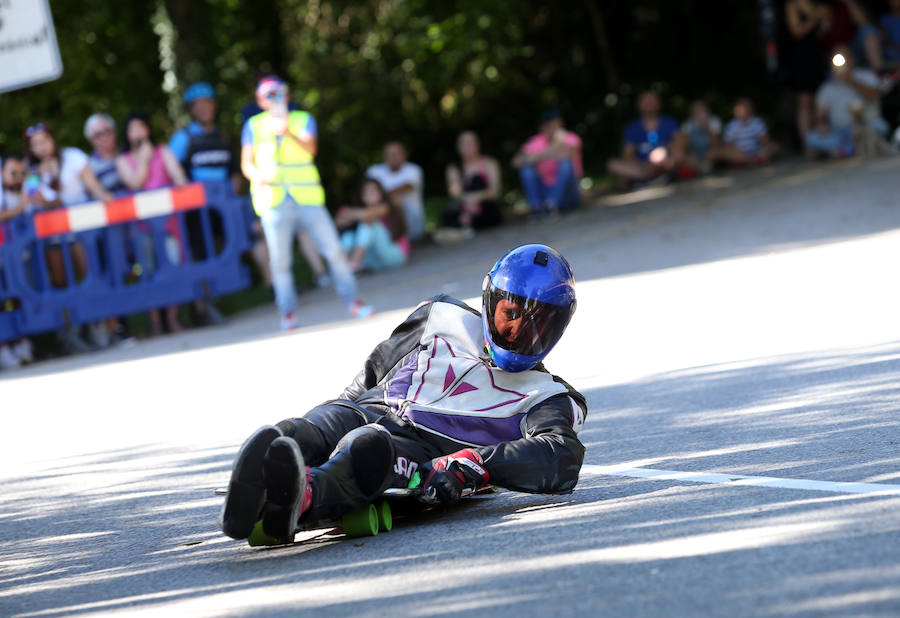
[[218, 244, 586, 545], [241, 75, 372, 330], [84, 113, 126, 195], [24, 123, 115, 353]]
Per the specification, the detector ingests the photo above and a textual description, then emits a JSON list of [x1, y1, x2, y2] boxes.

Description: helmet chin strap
[[482, 343, 497, 365]]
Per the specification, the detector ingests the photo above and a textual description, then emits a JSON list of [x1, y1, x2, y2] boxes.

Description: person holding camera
[[240, 76, 372, 331], [116, 111, 189, 336], [807, 44, 890, 157]]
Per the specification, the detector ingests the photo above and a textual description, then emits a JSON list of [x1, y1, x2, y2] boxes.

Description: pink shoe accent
[[298, 466, 313, 521]]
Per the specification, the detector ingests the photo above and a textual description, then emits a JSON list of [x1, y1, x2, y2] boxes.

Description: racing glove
[[420, 449, 490, 505]]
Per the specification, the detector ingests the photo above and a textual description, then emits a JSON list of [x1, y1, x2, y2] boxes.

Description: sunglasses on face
[[91, 127, 113, 139], [25, 122, 49, 138], [5, 170, 24, 178]]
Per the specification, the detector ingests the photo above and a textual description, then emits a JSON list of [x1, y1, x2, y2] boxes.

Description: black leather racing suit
[[276, 295, 588, 522]]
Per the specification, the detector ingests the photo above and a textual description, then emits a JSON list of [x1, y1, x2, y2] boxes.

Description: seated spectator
[[366, 141, 426, 242], [84, 113, 126, 195], [438, 130, 502, 240], [716, 97, 779, 165], [682, 99, 722, 172], [880, 0, 900, 67], [807, 45, 890, 157], [512, 109, 582, 215], [116, 112, 189, 336], [24, 122, 114, 353], [0, 155, 33, 370], [335, 177, 408, 273], [607, 91, 687, 184]]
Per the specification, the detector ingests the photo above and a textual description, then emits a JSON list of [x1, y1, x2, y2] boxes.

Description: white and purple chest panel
[[385, 302, 571, 447]]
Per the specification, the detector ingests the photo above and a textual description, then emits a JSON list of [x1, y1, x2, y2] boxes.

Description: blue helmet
[[482, 244, 576, 372], [184, 82, 216, 105]]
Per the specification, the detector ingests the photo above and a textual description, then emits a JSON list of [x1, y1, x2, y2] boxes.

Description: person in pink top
[[512, 109, 582, 216], [116, 112, 189, 336]]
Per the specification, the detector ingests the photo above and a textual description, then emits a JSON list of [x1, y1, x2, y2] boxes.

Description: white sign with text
[[0, 0, 62, 93]]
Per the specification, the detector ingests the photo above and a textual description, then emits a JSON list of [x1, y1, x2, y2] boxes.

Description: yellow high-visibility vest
[[247, 110, 326, 215]]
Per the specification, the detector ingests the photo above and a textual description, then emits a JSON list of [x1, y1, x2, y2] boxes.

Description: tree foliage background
[[1, 0, 777, 202]]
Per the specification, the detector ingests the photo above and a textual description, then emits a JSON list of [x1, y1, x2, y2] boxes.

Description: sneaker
[[86, 322, 111, 349], [262, 436, 307, 544], [281, 312, 299, 331], [0, 345, 21, 370], [198, 303, 226, 327], [218, 425, 283, 540], [60, 325, 93, 355], [348, 299, 375, 319], [12, 339, 33, 364]]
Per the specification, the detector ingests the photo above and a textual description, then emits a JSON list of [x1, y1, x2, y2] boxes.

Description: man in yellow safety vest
[[240, 76, 373, 330]]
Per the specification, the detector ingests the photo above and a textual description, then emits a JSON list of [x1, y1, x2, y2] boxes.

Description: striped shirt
[[723, 116, 767, 155]]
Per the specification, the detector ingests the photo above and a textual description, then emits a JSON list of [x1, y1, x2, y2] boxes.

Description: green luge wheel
[[376, 500, 392, 532], [342, 504, 379, 537], [247, 520, 282, 546]]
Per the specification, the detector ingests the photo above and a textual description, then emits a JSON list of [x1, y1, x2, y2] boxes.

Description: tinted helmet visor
[[485, 283, 574, 357]]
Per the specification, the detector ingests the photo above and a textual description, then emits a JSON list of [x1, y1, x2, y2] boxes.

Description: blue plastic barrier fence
[[0, 181, 252, 338]]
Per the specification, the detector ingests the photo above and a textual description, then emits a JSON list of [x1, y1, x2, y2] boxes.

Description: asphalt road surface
[[2, 157, 899, 617]]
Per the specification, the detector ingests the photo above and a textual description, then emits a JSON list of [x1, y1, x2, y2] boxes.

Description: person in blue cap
[[169, 82, 239, 189], [219, 243, 587, 544], [169, 82, 238, 326]]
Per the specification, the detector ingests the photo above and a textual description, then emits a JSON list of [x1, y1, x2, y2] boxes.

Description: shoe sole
[[262, 437, 306, 544], [219, 425, 282, 539]]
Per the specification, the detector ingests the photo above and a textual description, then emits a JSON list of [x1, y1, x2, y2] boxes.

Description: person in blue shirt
[[607, 91, 688, 184], [169, 82, 239, 191], [169, 82, 235, 326]]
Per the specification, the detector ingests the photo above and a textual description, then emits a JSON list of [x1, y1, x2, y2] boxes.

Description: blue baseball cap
[[184, 82, 216, 105]]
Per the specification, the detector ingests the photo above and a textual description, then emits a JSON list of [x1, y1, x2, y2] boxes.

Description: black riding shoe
[[219, 425, 282, 539], [262, 436, 307, 544]]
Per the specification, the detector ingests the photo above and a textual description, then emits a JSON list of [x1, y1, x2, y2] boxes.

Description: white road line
[[580, 465, 900, 496]]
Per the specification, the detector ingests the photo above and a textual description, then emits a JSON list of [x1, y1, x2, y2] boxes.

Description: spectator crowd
[[3, 0, 900, 371]]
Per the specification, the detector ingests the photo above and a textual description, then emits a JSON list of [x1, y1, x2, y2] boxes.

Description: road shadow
[[580, 340, 900, 484], [2, 340, 900, 616], [4, 157, 899, 383]]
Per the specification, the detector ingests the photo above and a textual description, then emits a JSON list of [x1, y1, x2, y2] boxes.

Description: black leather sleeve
[[338, 299, 435, 401], [475, 393, 586, 494]]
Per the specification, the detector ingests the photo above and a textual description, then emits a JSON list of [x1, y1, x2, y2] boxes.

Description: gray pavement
[[2, 157, 900, 616]]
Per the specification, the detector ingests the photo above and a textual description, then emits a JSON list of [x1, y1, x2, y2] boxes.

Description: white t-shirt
[[1, 188, 25, 213], [366, 161, 425, 241], [816, 69, 884, 131], [40, 147, 90, 206]]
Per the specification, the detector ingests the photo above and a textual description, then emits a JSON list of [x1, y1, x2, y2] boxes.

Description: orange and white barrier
[[32, 183, 207, 239]]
